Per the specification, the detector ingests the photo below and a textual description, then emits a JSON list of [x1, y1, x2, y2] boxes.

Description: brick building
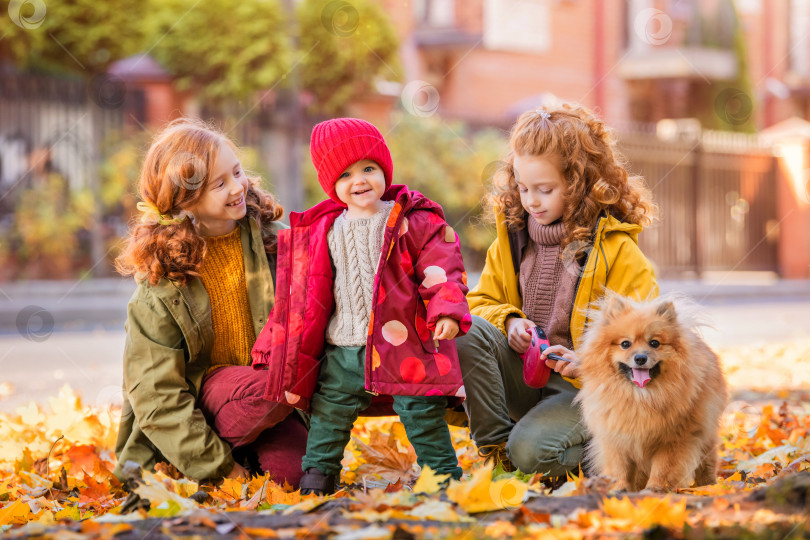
[[378, 0, 810, 130]]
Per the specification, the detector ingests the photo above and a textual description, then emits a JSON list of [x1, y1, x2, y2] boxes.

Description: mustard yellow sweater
[[199, 225, 256, 373]]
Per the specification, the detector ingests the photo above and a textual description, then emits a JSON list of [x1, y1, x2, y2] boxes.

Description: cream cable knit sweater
[[325, 200, 395, 346]]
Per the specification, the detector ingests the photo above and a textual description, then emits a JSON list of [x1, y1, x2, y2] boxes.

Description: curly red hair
[[486, 104, 657, 254], [115, 118, 284, 286]]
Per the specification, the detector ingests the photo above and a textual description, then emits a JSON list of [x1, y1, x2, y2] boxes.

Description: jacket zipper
[[569, 217, 604, 337], [366, 199, 405, 395]]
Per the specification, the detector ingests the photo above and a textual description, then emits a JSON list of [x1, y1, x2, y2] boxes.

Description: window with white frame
[[790, 0, 810, 76], [483, 0, 551, 54], [414, 0, 455, 28]]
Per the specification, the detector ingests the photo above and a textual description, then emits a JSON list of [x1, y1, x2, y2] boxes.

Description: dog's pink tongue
[[632, 368, 651, 388]]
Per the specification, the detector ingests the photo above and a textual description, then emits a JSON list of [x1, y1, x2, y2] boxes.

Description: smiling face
[[334, 159, 388, 219], [191, 142, 248, 237], [513, 153, 566, 225]]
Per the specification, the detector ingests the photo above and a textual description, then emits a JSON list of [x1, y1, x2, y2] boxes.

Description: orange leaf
[[64, 444, 104, 478]]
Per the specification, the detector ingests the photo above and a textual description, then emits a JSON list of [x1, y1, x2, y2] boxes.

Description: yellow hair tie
[[136, 201, 188, 226]]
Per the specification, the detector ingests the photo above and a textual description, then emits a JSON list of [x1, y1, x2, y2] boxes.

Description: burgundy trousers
[[198, 365, 307, 487]]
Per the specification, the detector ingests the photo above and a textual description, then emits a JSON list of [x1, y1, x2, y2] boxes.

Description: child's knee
[[455, 315, 490, 350], [393, 395, 447, 417], [506, 430, 582, 477]]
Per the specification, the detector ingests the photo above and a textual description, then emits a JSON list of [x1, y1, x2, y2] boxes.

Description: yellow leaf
[[240, 527, 279, 537], [133, 471, 198, 516], [602, 496, 637, 521], [35, 510, 55, 525], [0, 499, 32, 526], [282, 497, 329, 515], [407, 499, 473, 522], [217, 477, 244, 499], [54, 505, 83, 522], [153, 472, 199, 499], [727, 471, 743, 482], [603, 496, 687, 529], [446, 463, 528, 513], [265, 482, 303, 506], [484, 521, 518, 537], [412, 465, 449, 495], [637, 496, 687, 528], [17, 402, 45, 427], [13, 447, 34, 474]]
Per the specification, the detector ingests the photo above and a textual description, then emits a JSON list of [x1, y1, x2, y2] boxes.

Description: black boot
[[299, 468, 337, 496]]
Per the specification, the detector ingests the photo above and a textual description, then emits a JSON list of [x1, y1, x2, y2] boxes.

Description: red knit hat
[[310, 118, 394, 205]]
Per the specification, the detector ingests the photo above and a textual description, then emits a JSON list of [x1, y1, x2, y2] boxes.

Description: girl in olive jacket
[[113, 119, 305, 485], [457, 105, 658, 477]]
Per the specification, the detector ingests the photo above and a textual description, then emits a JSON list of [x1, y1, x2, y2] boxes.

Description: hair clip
[[536, 108, 551, 121], [136, 201, 190, 226]]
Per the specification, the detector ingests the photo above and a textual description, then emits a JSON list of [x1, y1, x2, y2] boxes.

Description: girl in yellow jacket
[[457, 105, 658, 477]]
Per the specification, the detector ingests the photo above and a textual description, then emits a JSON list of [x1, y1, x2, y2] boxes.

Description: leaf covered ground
[[1, 339, 809, 539]]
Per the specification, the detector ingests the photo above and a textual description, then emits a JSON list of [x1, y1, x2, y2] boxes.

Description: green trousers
[[301, 345, 462, 479], [455, 315, 589, 477]]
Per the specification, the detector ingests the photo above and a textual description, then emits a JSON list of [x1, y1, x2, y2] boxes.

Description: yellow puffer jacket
[[468, 212, 659, 387]]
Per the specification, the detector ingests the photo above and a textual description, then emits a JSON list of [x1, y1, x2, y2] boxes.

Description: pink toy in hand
[[521, 326, 564, 388]]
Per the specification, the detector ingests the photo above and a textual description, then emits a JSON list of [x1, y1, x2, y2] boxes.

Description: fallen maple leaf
[[349, 427, 418, 485], [0, 499, 31, 526], [132, 471, 198, 518], [407, 499, 472, 522], [446, 463, 528, 513], [602, 496, 687, 530], [412, 465, 449, 495]]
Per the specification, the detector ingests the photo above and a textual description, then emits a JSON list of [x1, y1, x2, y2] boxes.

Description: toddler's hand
[[433, 317, 460, 348], [542, 345, 580, 378], [505, 317, 534, 354]]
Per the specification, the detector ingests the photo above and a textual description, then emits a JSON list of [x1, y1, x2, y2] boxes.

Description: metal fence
[[0, 72, 124, 203], [0, 72, 783, 278], [0, 72, 125, 277], [618, 129, 780, 277]]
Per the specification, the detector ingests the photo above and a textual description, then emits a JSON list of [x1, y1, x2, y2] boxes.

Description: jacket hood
[[383, 184, 445, 217], [599, 214, 644, 243]]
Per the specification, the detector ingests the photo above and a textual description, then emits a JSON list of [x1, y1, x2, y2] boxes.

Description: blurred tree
[[11, 174, 94, 278], [297, 0, 401, 115], [386, 114, 506, 268], [0, 0, 147, 73], [690, 0, 756, 133], [146, 0, 291, 103]]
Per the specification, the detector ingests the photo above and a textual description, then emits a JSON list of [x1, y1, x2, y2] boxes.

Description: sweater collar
[[527, 216, 566, 246]]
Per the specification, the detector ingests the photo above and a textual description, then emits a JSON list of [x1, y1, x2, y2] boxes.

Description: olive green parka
[[113, 217, 281, 481]]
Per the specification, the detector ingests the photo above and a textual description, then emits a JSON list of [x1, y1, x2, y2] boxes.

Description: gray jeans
[[456, 315, 588, 477]]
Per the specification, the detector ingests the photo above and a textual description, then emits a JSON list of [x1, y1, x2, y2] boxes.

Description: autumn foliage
[[2, 341, 810, 537]]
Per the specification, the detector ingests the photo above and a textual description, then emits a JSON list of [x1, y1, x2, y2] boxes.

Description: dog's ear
[[656, 300, 677, 322], [601, 294, 628, 321]]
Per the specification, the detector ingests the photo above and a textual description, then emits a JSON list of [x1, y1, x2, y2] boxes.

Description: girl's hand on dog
[[542, 345, 580, 378], [505, 316, 535, 354]]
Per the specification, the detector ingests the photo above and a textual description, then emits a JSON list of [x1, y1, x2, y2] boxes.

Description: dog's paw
[[640, 485, 669, 495], [609, 481, 631, 494]]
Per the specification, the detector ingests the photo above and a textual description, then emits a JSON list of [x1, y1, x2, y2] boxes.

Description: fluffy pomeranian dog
[[575, 295, 727, 492]]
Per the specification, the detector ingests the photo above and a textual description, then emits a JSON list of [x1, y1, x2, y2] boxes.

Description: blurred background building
[[1, 0, 809, 280]]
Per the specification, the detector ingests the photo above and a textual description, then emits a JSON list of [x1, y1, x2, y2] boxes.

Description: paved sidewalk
[[0, 275, 808, 412], [1, 275, 809, 332], [0, 278, 136, 333]]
